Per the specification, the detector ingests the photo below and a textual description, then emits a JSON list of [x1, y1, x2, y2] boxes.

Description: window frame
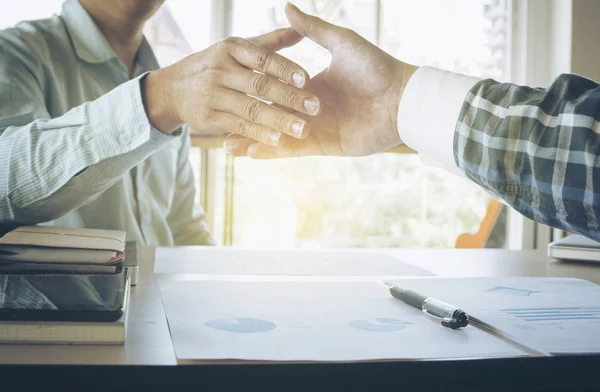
[[196, 0, 557, 248], [506, 0, 567, 250]]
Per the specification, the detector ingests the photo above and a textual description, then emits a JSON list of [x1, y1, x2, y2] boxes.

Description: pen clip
[[422, 308, 452, 322]]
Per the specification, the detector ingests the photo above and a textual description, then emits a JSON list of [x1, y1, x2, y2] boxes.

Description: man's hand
[[141, 27, 320, 146], [224, 2, 418, 158]]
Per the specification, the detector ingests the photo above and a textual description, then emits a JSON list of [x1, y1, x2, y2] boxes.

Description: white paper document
[[387, 277, 600, 354], [158, 280, 524, 363], [154, 247, 432, 276]]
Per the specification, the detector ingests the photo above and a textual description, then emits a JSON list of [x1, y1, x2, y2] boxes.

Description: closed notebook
[[0, 278, 130, 345], [0, 226, 126, 265], [548, 234, 600, 262]]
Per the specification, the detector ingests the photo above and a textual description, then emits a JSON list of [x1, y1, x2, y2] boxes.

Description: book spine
[[0, 324, 124, 345]]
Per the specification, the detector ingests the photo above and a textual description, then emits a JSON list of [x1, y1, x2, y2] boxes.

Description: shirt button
[[118, 132, 132, 145]]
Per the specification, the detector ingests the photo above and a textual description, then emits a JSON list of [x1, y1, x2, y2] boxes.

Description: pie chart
[[204, 317, 277, 333], [348, 318, 412, 332]]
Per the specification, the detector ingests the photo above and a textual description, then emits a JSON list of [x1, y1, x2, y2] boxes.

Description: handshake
[[142, 2, 418, 159]]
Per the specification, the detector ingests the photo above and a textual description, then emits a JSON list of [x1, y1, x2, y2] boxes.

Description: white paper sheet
[[387, 277, 600, 354], [158, 280, 525, 362], [154, 247, 432, 276]]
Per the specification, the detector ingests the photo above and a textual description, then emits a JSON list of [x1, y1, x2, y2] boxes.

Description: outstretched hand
[[224, 2, 418, 158], [143, 26, 319, 145]]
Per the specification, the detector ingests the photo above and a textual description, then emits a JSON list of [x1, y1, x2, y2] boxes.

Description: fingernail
[[303, 98, 320, 115], [291, 121, 304, 137], [268, 132, 281, 146], [247, 143, 260, 158], [292, 72, 305, 88], [223, 140, 236, 155]]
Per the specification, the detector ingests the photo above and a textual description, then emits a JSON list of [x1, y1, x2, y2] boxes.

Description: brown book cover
[[0, 226, 126, 265]]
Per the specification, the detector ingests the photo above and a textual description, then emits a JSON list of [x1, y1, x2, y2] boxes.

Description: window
[[0, 1, 62, 28], [225, 0, 510, 248], [1, 0, 512, 249]]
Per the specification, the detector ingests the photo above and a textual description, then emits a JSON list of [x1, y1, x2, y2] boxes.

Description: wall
[[570, 0, 600, 81]]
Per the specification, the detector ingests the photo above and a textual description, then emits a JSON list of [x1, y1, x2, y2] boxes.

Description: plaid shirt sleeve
[[455, 74, 600, 240]]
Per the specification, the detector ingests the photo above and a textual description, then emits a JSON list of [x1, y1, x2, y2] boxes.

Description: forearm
[[141, 68, 183, 134], [397, 68, 600, 239], [0, 75, 175, 227], [9, 128, 174, 226], [456, 74, 600, 238]]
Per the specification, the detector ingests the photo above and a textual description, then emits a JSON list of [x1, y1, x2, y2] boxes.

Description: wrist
[[400, 63, 419, 95], [141, 69, 182, 134], [391, 61, 419, 144]]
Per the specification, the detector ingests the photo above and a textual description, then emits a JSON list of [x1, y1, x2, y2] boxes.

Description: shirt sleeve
[[0, 48, 174, 228], [397, 66, 481, 176], [165, 126, 215, 246], [397, 65, 600, 241], [455, 74, 600, 240]]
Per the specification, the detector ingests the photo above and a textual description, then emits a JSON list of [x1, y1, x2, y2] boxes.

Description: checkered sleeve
[[455, 74, 600, 239]]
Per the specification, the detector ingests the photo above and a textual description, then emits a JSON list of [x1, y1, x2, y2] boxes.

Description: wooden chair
[[455, 199, 503, 248]]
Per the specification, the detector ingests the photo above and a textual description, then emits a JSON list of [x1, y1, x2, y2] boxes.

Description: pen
[[389, 286, 469, 329]]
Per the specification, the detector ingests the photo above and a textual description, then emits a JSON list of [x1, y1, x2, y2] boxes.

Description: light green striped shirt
[[0, 0, 213, 246]]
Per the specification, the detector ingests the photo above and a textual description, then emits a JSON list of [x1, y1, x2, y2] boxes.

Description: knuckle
[[216, 41, 229, 53], [204, 67, 222, 84], [251, 74, 272, 98], [243, 100, 262, 122], [222, 36, 241, 48], [201, 88, 215, 103], [284, 89, 300, 107], [275, 114, 288, 131], [235, 119, 252, 135], [201, 109, 214, 122], [256, 50, 274, 72], [253, 127, 269, 141], [345, 28, 360, 40], [278, 61, 292, 78]]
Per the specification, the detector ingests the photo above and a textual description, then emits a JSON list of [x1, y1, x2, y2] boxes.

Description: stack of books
[[0, 226, 138, 345]]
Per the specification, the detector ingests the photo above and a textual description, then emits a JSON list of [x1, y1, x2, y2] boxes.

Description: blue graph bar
[[502, 306, 600, 322], [501, 307, 600, 311], [520, 317, 600, 321]]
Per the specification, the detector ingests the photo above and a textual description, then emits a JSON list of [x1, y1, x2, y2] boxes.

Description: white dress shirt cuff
[[397, 66, 481, 176], [87, 73, 174, 160]]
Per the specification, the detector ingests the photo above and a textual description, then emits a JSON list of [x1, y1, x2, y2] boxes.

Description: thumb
[[248, 27, 303, 51], [285, 2, 345, 51]]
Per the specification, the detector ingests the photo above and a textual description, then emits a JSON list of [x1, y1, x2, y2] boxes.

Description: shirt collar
[[135, 38, 160, 73], [61, 0, 160, 72], [61, 0, 116, 63]]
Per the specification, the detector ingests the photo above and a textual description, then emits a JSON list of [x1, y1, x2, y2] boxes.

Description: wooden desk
[[1, 248, 600, 391], [382, 248, 600, 283]]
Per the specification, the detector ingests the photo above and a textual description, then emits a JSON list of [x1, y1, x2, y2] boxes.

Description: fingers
[[247, 139, 304, 159], [223, 134, 254, 156], [248, 27, 303, 52], [212, 88, 308, 138], [224, 134, 290, 158], [224, 134, 312, 159], [247, 143, 289, 159], [210, 32, 318, 143], [224, 36, 308, 88], [213, 112, 282, 146], [284, 2, 347, 51], [223, 69, 320, 116]]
